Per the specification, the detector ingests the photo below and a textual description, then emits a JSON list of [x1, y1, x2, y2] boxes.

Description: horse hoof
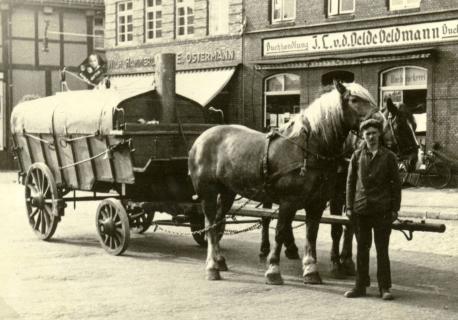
[[259, 253, 267, 263], [330, 262, 346, 279], [341, 259, 356, 276], [206, 268, 221, 281], [303, 272, 323, 285], [216, 258, 228, 272], [285, 249, 300, 260], [265, 272, 284, 285]]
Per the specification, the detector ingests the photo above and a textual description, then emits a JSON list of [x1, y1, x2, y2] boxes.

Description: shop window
[[380, 66, 427, 135], [209, 0, 229, 35], [264, 74, 300, 129], [146, 0, 162, 40], [177, 0, 194, 37], [117, 1, 133, 44], [389, 0, 421, 11], [93, 16, 104, 50], [321, 70, 354, 86], [271, 0, 295, 24], [328, 0, 355, 16]]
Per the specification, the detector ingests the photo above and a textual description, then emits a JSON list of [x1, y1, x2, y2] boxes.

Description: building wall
[[0, 1, 104, 169], [243, 0, 458, 158]]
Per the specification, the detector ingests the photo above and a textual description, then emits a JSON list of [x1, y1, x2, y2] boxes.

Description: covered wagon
[[11, 54, 221, 255]]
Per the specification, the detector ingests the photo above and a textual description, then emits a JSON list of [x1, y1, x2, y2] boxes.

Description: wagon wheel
[[25, 163, 62, 240], [426, 161, 451, 189], [96, 198, 130, 255], [129, 209, 155, 234], [190, 210, 225, 248]]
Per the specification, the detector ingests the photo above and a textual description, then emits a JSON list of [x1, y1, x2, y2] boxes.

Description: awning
[[253, 47, 435, 70], [109, 67, 236, 106]]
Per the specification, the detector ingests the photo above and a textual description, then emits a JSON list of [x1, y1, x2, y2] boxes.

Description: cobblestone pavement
[[0, 172, 457, 320]]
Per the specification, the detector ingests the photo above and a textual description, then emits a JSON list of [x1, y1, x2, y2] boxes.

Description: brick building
[[104, 0, 244, 124], [0, 0, 105, 168], [242, 0, 458, 158]]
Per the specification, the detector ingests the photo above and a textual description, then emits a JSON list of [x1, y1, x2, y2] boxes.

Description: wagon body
[[11, 86, 213, 204]]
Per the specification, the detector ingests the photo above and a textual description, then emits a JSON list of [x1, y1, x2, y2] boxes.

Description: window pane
[[283, 0, 295, 19], [156, 0, 161, 5], [405, 68, 427, 86], [120, 34, 125, 42], [188, 26, 194, 34], [148, 31, 154, 39], [127, 15, 132, 23], [147, 0, 153, 7], [178, 27, 184, 35], [127, 34, 133, 41], [179, 17, 185, 25], [119, 16, 125, 23], [156, 30, 162, 38], [119, 3, 125, 11], [267, 76, 283, 92], [127, 2, 132, 10], [178, 8, 185, 16], [284, 74, 300, 91], [341, 0, 354, 12], [328, 0, 339, 15], [383, 68, 404, 87], [127, 24, 133, 32], [156, 20, 162, 28], [188, 16, 194, 24], [120, 25, 125, 33], [156, 11, 162, 19]]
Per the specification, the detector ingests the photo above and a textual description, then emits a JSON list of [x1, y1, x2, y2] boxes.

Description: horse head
[[334, 81, 381, 132], [383, 98, 419, 172]]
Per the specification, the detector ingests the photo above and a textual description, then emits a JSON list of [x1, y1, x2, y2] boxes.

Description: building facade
[[104, 0, 244, 125], [0, 0, 104, 169], [243, 0, 458, 159]]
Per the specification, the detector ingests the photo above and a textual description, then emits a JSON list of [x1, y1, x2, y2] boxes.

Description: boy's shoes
[[380, 288, 394, 300], [344, 287, 366, 298]]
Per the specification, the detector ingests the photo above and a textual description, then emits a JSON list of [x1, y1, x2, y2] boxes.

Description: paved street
[[0, 172, 457, 320]]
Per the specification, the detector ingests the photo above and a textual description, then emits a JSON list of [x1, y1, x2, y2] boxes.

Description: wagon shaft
[[232, 207, 446, 234]]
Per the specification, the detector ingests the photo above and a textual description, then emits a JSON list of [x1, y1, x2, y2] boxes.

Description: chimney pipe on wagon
[[154, 53, 176, 123]]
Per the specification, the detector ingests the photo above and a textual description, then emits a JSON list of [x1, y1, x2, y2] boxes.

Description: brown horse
[[188, 82, 384, 285], [258, 98, 419, 280]]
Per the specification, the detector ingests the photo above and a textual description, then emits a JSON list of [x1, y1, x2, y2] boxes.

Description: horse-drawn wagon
[[11, 54, 221, 255]]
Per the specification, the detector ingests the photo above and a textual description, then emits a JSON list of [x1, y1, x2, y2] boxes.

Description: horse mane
[[281, 82, 376, 146]]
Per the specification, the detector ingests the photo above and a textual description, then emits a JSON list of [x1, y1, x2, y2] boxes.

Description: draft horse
[[258, 98, 419, 280], [188, 82, 384, 284]]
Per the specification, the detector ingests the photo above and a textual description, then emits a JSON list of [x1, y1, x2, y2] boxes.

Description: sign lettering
[[263, 19, 458, 56]]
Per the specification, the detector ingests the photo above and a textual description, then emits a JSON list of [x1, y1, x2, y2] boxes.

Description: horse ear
[[333, 80, 346, 95], [386, 97, 398, 116]]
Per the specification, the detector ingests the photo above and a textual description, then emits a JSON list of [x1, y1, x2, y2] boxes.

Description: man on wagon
[[344, 119, 401, 300]]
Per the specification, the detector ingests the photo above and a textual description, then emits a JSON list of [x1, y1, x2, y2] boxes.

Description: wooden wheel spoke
[[115, 221, 122, 227], [44, 205, 54, 219], [34, 210, 42, 231], [43, 183, 51, 198], [26, 184, 38, 195], [41, 211, 48, 234], [30, 207, 39, 219]]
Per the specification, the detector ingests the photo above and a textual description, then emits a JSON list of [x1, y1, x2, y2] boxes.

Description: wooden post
[[154, 53, 176, 123]]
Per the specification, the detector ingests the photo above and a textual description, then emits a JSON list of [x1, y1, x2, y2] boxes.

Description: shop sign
[[108, 49, 236, 71], [263, 19, 458, 56]]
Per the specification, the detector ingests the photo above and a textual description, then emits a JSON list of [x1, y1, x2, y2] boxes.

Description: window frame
[[379, 66, 427, 107], [93, 15, 104, 50], [271, 0, 296, 24], [389, 0, 421, 11], [145, 0, 163, 41], [176, 0, 195, 38], [117, 1, 134, 45], [328, 0, 355, 16], [209, 0, 229, 36], [264, 73, 301, 128]]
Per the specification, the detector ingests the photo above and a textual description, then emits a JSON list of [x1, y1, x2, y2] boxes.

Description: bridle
[[387, 113, 419, 158]]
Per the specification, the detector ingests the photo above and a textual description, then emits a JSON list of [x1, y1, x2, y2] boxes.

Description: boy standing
[[345, 119, 401, 300]]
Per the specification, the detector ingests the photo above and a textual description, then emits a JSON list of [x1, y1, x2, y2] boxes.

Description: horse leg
[[329, 199, 345, 279], [259, 202, 273, 260], [213, 190, 236, 272], [340, 224, 356, 276], [202, 193, 221, 280], [265, 201, 296, 285], [303, 206, 324, 285], [284, 223, 300, 260]]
